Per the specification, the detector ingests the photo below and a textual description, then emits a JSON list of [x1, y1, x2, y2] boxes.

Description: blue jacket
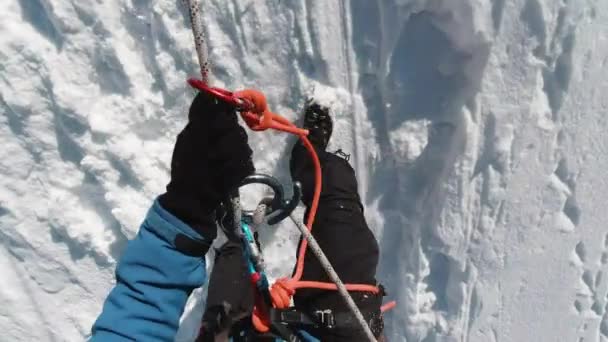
[[91, 200, 209, 341]]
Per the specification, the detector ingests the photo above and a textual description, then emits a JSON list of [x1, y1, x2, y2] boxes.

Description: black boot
[[302, 99, 333, 151]]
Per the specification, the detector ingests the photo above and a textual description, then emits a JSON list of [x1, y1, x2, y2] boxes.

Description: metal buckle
[[270, 308, 315, 327], [314, 309, 335, 329], [334, 149, 351, 162]]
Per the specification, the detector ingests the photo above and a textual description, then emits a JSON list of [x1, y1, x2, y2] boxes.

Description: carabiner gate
[[240, 174, 302, 225]]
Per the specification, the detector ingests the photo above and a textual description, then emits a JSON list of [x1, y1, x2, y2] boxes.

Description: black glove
[[159, 92, 255, 253]]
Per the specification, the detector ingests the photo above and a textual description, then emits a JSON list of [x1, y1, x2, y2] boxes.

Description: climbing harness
[[184, 1, 395, 341]]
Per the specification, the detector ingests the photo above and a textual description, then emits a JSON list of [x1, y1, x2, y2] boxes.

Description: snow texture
[[1, 0, 607, 341]]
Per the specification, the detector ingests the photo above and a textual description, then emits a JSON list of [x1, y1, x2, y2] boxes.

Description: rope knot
[[234, 89, 272, 132], [234, 89, 310, 136], [270, 278, 296, 309], [251, 278, 296, 333]]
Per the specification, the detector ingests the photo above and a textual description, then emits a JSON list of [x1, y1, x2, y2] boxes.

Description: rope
[[185, 0, 211, 83], [381, 301, 397, 313], [184, 0, 243, 245]]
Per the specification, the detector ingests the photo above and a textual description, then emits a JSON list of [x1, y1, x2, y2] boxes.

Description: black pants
[[290, 143, 382, 340]]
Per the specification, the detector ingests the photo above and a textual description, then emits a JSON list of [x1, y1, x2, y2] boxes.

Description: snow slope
[[1, 0, 607, 341]]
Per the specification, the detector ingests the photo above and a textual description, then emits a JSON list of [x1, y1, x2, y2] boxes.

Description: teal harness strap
[[240, 222, 272, 304], [297, 330, 321, 341]]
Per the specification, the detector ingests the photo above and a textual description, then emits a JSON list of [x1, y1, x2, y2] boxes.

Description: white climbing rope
[[185, 0, 211, 83]]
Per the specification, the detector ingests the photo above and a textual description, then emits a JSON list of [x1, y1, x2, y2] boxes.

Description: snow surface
[[1, 0, 608, 341]]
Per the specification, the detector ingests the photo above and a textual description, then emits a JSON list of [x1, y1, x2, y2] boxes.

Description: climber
[[90, 93, 384, 341], [198, 101, 385, 341]]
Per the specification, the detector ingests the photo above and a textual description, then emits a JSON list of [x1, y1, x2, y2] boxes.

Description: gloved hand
[[159, 92, 255, 248]]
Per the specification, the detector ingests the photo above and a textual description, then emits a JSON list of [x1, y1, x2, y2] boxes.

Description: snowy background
[[1, 0, 607, 341]]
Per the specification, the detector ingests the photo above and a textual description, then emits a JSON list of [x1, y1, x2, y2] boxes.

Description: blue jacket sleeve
[[91, 199, 210, 342]]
